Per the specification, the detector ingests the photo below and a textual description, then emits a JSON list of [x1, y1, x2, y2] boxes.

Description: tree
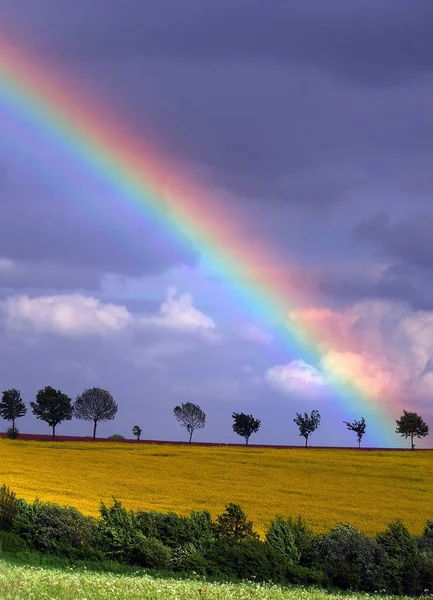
[[395, 409, 429, 450], [293, 410, 321, 447], [232, 412, 261, 446], [0, 389, 27, 436], [215, 503, 259, 541], [30, 386, 73, 440], [173, 402, 206, 443], [343, 417, 367, 448], [74, 388, 118, 440], [132, 425, 142, 442]]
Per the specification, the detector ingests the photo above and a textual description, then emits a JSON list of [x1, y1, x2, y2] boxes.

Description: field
[[0, 439, 432, 535], [0, 557, 414, 600]]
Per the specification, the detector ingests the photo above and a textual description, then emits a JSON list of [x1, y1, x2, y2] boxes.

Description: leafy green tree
[[74, 388, 118, 440], [214, 503, 259, 541], [343, 417, 367, 448], [265, 516, 300, 563], [132, 425, 142, 442], [395, 410, 429, 450], [30, 386, 73, 440], [294, 410, 321, 447], [0, 389, 27, 437], [173, 402, 206, 443], [232, 412, 261, 445]]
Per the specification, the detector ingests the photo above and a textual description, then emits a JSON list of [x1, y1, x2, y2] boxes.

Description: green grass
[[0, 554, 415, 600]]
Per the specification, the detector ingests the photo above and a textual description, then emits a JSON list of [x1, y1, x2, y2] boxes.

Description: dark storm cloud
[[354, 211, 433, 271], [2, 0, 433, 85]]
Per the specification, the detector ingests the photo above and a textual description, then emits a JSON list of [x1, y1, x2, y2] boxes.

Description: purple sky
[[0, 1, 432, 447]]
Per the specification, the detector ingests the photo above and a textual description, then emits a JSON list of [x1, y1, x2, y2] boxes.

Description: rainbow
[[0, 35, 401, 446]]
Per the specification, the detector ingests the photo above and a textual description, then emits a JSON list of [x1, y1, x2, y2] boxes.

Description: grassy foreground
[[0, 439, 432, 535], [0, 557, 414, 600]]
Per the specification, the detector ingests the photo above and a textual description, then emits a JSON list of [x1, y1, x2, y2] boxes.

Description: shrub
[[108, 434, 125, 440], [98, 499, 171, 568], [170, 542, 207, 574], [12, 499, 101, 560], [214, 503, 259, 542], [317, 523, 387, 591], [286, 562, 325, 585], [135, 510, 190, 548], [0, 529, 27, 552], [0, 485, 19, 532], [6, 427, 19, 440], [204, 537, 287, 582], [418, 520, 433, 553], [265, 516, 300, 564], [284, 515, 317, 566], [376, 519, 421, 595], [187, 510, 215, 550], [419, 551, 433, 593]]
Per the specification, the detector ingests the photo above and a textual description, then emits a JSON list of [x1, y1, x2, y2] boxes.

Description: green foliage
[[376, 519, 421, 594], [0, 485, 19, 532], [419, 520, 433, 552], [98, 499, 171, 569], [186, 510, 215, 550], [204, 538, 288, 583], [132, 425, 142, 441], [135, 510, 190, 549], [293, 410, 321, 447], [265, 516, 300, 564], [6, 426, 19, 439], [283, 515, 317, 566], [30, 386, 73, 439], [74, 388, 118, 440], [173, 402, 206, 443], [108, 434, 125, 440], [214, 503, 259, 542], [395, 409, 429, 449], [317, 523, 386, 591], [343, 417, 367, 448], [0, 530, 28, 552], [13, 498, 101, 560], [0, 389, 26, 435], [231, 412, 261, 445]]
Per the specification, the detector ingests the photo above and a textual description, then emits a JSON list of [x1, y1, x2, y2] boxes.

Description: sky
[[0, 1, 432, 447]]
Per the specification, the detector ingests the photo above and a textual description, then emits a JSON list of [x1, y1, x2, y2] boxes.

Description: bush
[[286, 562, 325, 585], [317, 523, 387, 591], [418, 520, 433, 553], [135, 510, 190, 549], [214, 503, 259, 542], [376, 519, 421, 595], [265, 516, 300, 564], [0, 530, 27, 552], [6, 427, 19, 440], [170, 542, 207, 574], [98, 499, 171, 568], [204, 538, 288, 582], [12, 499, 101, 560], [108, 434, 125, 440], [186, 510, 215, 550], [283, 515, 317, 566], [0, 485, 20, 532]]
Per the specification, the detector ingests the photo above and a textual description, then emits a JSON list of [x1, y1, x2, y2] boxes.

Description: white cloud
[[2, 294, 132, 336], [266, 359, 328, 396], [143, 287, 216, 332]]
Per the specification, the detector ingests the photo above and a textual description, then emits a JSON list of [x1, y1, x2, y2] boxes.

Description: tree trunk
[[358, 439, 361, 449], [246, 437, 249, 446], [411, 435, 415, 450], [52, 425, 56, 440], [93, 420, 97, 440], [305, 436, 308, 448], [189, 430, 193, 443], [137, 435, 140, 443]]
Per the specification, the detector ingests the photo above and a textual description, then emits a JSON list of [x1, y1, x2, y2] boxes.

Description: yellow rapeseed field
[[0, 439, 431, 536]]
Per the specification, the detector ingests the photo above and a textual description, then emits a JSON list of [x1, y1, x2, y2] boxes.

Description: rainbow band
[[0, 36, 399, 446]]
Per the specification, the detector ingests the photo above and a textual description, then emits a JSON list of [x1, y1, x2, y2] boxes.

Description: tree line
[[174, 402, 430, 449], [0, 389, 430, 448]]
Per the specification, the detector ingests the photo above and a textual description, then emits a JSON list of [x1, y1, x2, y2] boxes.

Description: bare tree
[[74, 388, 118, 440], [173, 402, 206, 443]]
